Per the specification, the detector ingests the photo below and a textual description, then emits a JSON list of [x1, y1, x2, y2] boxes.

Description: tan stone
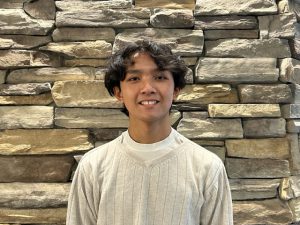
[[6, 67, 95, 83], [226, 138, 290, 159], [0, 9, 54, 35], [40, 41, 112, 59], [0, 50, 58, 69], [279, 58, 300, 84], [176, 84, 238, 104], [289, 197, 300, 223], [51, 80, 121, 108], [0, 38, 14, 49], [288, 134, 300, 175], [195, 58, 278, 83], [233, 199, 293, 225], [0, 83, 51, 96], [226, 158, 290, 178], [203, 146, 225, 161], [0, 35, 51, 49], [206, 38, 291, 58], [282, 104, 300, 118], [177, 112, 243, 139], [0, 208, 66, 224], [182, 57, 198, 66], [286, 119, 300, 133], [113, 28, 203, 57], [280, 176, 300, 200], [0, 93, 53, 105], [195, 0, 278, 16], [0, 129, 93, 155], [230, 179, 280, 200], [0, 0, 24, 8], [0, 183, 70, 208], [135, 0, 195, 9], [0, 106, 53, 129], [192, 140, 224, 147], [64, 58, 108, 67], [0, 70, 6, 84], [208, 104, 281, 118], [204, 29, 258, 40], [0, 155, 74, 182], [24, 0, 56, 20]]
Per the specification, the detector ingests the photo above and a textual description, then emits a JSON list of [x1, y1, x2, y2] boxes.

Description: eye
[[127, 76, 140, 82], [155, 73, 168, 80]]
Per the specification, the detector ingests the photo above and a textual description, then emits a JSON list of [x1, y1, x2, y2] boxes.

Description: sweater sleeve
[[200, 161, 233, 225], [66, 161, 97, 225]]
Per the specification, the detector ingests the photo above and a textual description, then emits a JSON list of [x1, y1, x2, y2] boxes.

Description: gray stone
[[289, 197, 300, 223], [91, 128, 126, 141], [6, 67, 95, 83], [184, 68, 193, 84], [238, 84, 293, 103], [52, 27, 115, 42], [0, 9, 54, 35], [195, 58, 278, 83], [233, 199, 293, 225], [177, 112, 243, 139], [0, 106, 53, 129], [0, 70, 6, 84], [0, 35, 51, 49], [205, 38, 291, 58], [279, 58, 300, 84], [280, 176, 300, 200], [195, 0, 278, 16], [150, 9, 194, 28], [290, 84, 300, 103], [243, 118, 286, 138], [259, 13, 297, 39], [282, 104, 300, 118], [0, 183, 70, 208], [135, 0, 195, 9], [176, 84, 238, 104], [204, 30, 259, 40], [51, 80, 121, 108], [0, 83, 51, 96], [24, 0, 56, 20], [226, 158, 290, 178], [225, 138, 290, 159], [289, 0, 300, 20], [288, 134, 300, 175], [113, 28, 204, 57], [0, 208, 66, 224], [0, 93, 53, 105], [195, 16, 257, 30], [208, 104, 281, 118], [192, 139, 224, 147], [230, 179, 281, 200], [56, 8, 150, 28], [0, 0, 24, 8], [287, 119, 300, 133], [0, 129, 93, 155], [0, 50, 58, 69], [0, 155, 74, 182], [290, 23, 300, 60], [40, 41, 112, 59], [203, 146, 225, 161]]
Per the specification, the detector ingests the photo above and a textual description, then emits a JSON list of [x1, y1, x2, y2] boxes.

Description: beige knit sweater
[[66, 130, 233, 225]]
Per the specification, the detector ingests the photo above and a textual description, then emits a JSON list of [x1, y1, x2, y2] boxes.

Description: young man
[[66, 40, 233, 225]]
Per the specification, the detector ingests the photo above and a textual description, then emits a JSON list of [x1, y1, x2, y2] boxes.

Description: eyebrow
[[126, 68, 163, 74]]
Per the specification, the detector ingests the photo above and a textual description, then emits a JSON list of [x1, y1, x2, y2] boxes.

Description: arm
[[66, 162, 97, 225], [200, 162, 233, 225]]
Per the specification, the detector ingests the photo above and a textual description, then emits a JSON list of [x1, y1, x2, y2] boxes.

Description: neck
[[128, 122, 172, 144]]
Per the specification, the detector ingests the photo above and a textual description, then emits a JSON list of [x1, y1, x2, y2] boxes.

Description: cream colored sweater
[[66, 130, 233, 225]]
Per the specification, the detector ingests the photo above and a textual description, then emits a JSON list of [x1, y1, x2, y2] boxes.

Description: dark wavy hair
[[105, 40, 188, 115]]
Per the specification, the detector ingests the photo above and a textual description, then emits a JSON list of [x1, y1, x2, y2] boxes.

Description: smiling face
[[113, 52, 180, 127]]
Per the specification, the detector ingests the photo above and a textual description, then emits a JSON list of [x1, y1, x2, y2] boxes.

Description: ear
[[113, 86, 123, 102], [173, 87, 180, 100]]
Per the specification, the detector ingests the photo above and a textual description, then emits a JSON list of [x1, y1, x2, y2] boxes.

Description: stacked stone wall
[[0, 0, 300, 224]]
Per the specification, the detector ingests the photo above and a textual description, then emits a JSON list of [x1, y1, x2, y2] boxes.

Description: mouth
[[139, 100, 159, 105]]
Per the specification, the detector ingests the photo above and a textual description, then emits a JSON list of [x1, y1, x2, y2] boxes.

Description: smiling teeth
[[141, 101, 157, 105]]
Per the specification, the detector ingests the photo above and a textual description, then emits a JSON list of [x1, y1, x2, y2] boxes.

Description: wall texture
[[0, 0, 300, 224]]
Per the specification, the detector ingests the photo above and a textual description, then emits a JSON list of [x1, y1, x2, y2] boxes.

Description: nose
[[140, 80, 156, 95]]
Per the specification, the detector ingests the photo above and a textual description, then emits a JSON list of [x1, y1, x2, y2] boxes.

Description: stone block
[[91, 128, 126, 141], [195, 16, 257, 30], [290, 22, 300, 59], [176, 84, 238, 104], [0, 155, 74, 182], [195, 0, 277, 16], [226, 158, 290, 178], [288, 134, 300, 175], [0, 129, 93, 155], [192, 139, 224, 147], [177, 112, 243, 139], [290, 84, 300, 103], [225, 138, 290, 159], [195, 58, 278, 83], [24, 0, 56, 20], [230, 179, 280, 200], [289, 197, 300, 223], [0, 70, 6, 84], [282, 104, 300, 118], [208, 104, 281, 118], [203, 146, 225, 161], [204, 29, 259, 40], [0, 0, 24, 8], [135, 0, 195, 9], [0, 93, 53, 105], [238, 84, 292, 103], [287, 119, 300, 133], [279, 58, 300, 84], [243, 118, 286, 138], [233, 199, 293, 225], [280, 176, 300, 200], [113, 28, 204, 57], [64, 58, 108, 67], [56, 8, 150, 28], [0, 183, 70, 208], [150, 9, 194, 28], [205, 38, 291, 58], [6, 67, 95, 83], [0, 83, 51, 96], [40, 41, 112, 59], [259, 13, 297, 39], [52, 80, 121, 108], [0, 9, 54, 35], [0, 35, 51, 49], [0, 106, 53, 129], [52, 27, 115, 42]]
